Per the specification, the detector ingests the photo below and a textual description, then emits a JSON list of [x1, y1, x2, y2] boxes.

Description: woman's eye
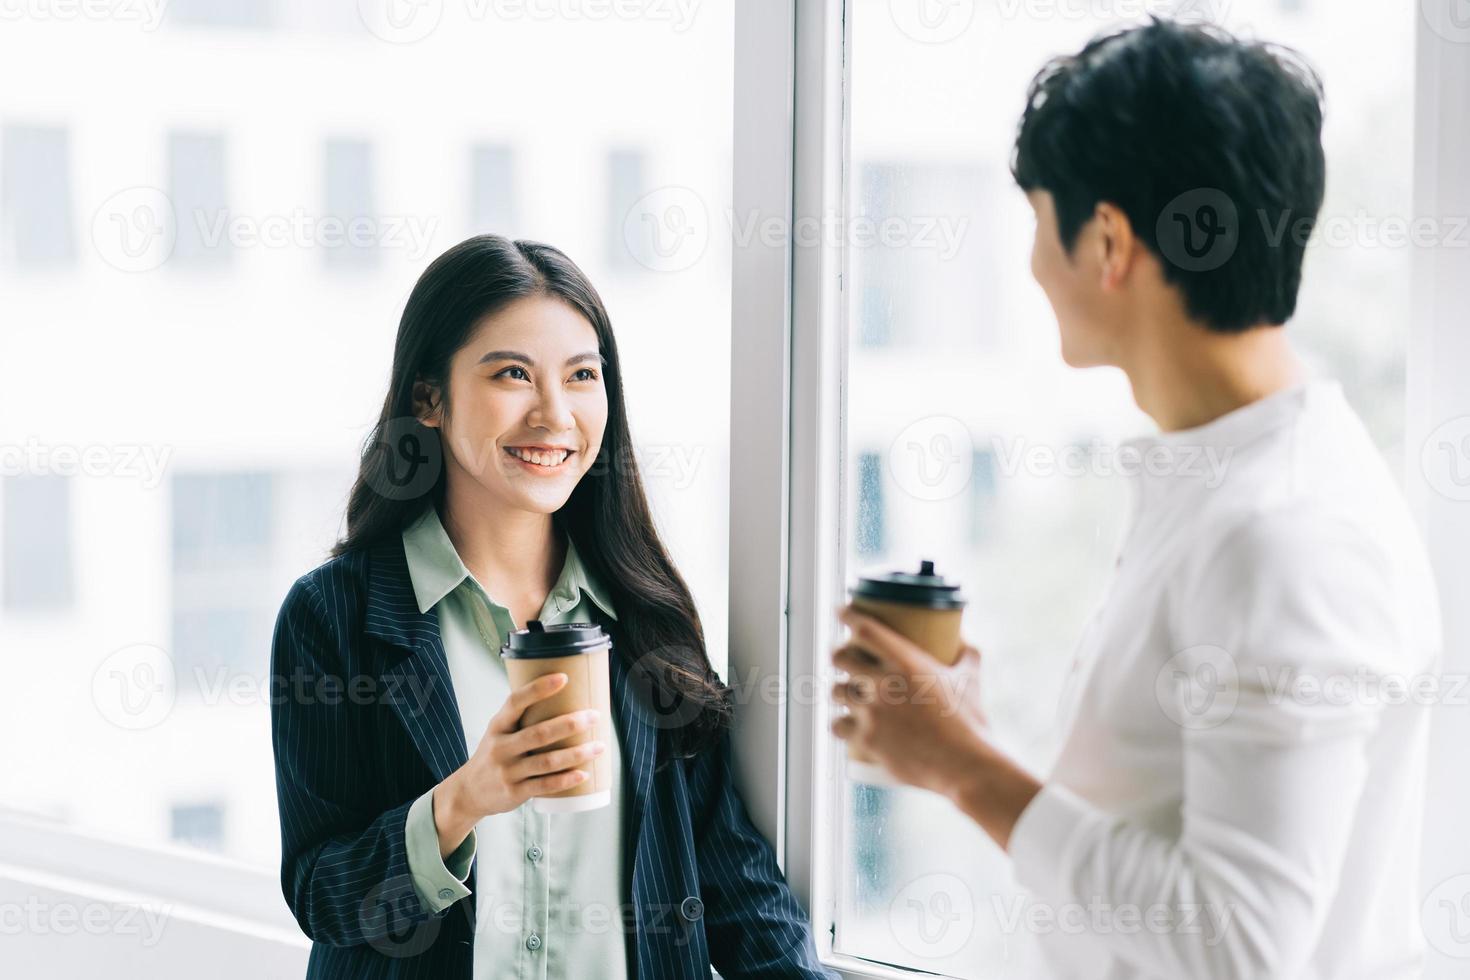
[[571, 368, 599, 382], [496, 365, 530, 381]]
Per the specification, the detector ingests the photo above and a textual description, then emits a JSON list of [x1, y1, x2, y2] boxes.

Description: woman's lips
[[504, 446, 575, 473]]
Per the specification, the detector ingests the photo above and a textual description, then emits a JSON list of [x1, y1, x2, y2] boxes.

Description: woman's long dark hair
[[334, 235, 732, 756]]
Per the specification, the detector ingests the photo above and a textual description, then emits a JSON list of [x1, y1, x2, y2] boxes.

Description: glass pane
[[837, 2, 1413, 976], [3, 475, 75, 610], [0, 5, 733, 872], [1, 125, 76, 266]]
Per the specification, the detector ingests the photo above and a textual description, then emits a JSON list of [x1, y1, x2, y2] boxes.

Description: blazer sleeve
[[687, 727, 839, 979], [270, 573, 448, 949]]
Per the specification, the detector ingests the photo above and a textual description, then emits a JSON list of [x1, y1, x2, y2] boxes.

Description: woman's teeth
[[506, 447, 570, 467]]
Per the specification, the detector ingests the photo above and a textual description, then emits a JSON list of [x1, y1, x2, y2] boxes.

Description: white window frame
[[0, 810, 308, 974], [729, 3, 1470, 979], [1409, 7, 1470, 980]]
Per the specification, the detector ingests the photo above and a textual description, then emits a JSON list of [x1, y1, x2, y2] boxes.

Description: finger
[[488, 673, 570, 735], [832, 677, 879, 709], [955, 643, 981, 668], [517, 768, 588, 801], [830, 715, 859, 741], [837, 607, 929, 675], [833, 644, 884, 678], [508, 740, 606, 782], [499, 709, 599, 757]]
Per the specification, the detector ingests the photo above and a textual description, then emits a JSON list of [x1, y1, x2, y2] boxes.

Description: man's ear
[[412, 378, 444, 429], [1093, 202, 1138, 291]]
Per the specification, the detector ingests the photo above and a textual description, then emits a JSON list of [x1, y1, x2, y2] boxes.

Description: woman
[[270, 235, 833, 979]]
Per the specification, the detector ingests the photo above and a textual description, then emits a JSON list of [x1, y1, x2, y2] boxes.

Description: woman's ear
[[412, 378, 444, 428]]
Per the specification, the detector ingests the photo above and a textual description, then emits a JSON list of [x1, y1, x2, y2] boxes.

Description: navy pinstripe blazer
[[270, 537, 837, 979]]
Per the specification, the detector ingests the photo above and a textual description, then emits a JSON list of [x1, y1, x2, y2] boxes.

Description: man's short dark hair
[[1011, 17, 1326, 334]]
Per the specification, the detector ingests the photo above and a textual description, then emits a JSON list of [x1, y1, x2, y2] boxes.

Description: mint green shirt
[[400, 506, 628, 980]]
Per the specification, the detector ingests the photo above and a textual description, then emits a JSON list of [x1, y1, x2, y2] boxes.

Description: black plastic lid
[[500, 620, 612, 659], [850, 560, 966, 610]]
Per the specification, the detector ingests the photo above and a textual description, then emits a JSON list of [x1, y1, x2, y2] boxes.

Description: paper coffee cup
[[500, 620, 614, 814], [844, 560, 966, 787]]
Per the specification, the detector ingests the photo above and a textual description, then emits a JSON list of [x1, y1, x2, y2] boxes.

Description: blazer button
[[679, 896, 704, 922]]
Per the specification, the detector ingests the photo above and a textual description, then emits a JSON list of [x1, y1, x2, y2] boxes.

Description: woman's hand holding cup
[[433, 673, 605, 857]]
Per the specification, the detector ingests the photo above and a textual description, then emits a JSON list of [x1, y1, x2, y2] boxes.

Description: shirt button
[[438, 888, 454, 901], [526, 845, 543, 864], [525, 933, 542, 951], [680, 896, 704, 921]]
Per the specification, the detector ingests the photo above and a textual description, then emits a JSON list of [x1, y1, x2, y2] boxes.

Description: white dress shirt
[[400, 506, 628, 980], [1008, 379, 1441, 979]]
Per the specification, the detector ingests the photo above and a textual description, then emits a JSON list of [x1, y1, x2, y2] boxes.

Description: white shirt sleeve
[[1009, 506, 1401, 979]]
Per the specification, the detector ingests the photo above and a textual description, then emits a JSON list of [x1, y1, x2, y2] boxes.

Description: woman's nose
[[528, 385, 575, 432]]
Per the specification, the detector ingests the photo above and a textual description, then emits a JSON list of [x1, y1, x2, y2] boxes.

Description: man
[[831, 18, 1441, 980]]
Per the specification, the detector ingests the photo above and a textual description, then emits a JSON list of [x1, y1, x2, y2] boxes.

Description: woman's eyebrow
[[477, 350, 605, 367]]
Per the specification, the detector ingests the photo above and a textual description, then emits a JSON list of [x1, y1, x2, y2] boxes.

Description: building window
[[606, 148, 646, 269], [171, 472, 276, 687], [170, 802, 226, 852], [854, 451, 885, 557], [470, 143, 516, 236], [969, 445, 998, 545], [323, 138, 378, 270], [1, 125, 75, 267], [166, 0, 271, 29], [168, 130, 231, 268], [3, 475, 74, 611]]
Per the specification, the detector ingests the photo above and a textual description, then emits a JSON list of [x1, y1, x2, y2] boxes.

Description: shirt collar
[[402, 505, 473, 614], [1116, 377, 1333, 490], [401, 505, 619, 621], [553, 531, 619, 622], [1122, 378, 1329, 456]]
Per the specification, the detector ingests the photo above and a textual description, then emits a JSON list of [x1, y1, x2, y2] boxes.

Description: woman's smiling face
[[420, 294, 609, 515]]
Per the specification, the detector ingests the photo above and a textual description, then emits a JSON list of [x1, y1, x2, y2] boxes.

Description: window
[[1, 124, 74, 267], [828, 1, 1415, 975], [322, 137, 377, 270], [854, 451, 885, 557], [606, 148, 647, 269], [172, 471, 273, 568], [968, 447, 997, 546], [0, 6, 734, 883], [853, 162, 998, 350], [171, 471, 277, 686], [469, 143, 517, 237], [167, 0, 271, 30], [3, 475, 74, 611], [170, 801, 226, 853], [168, 130, 231, 268]]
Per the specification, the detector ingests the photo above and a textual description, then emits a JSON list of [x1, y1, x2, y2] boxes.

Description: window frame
[[729, 2, 1470, 978], [0, 810, 308, 972], [1409, 7, 1470, 980]]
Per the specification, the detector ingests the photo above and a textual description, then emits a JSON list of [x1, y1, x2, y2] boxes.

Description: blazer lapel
[[358, 551, 656, 861], [363, 539, 470, 785], [604, 620, 657, 875]]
